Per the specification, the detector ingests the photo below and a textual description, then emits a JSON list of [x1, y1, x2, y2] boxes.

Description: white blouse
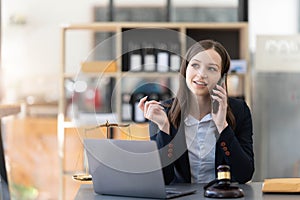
[[184, 114, 219, 183]]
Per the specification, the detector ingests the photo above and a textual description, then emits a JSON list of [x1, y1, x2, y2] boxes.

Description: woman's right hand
[[138, 96, 170, 134]]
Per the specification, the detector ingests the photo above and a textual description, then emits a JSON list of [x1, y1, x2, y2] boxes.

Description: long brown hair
[[168, 39, 236, 129]]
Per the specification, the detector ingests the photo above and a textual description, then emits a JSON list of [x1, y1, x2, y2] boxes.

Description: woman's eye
[[208, 66, 218, 71], [191, 63, 199, 68]]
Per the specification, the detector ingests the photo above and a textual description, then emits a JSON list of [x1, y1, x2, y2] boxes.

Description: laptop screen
[[84, 139, 167, 198], [84, 139, 197, 199]]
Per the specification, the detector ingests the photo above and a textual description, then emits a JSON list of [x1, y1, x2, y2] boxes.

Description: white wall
[[2, 0, 98, 102], [1, 0, 299, 102], [249, 0, 299, 52]]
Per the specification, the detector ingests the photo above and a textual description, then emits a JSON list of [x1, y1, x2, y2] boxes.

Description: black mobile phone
[[212, 73, 227, 114]]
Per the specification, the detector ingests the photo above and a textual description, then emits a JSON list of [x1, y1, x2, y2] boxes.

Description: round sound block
[[204, 185, 244, 198]]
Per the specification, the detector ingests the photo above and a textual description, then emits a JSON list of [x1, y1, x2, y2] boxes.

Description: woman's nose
[[195, 68, 208, 78]]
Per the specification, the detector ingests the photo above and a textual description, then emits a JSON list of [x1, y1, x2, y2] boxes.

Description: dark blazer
[[149, 97, 254, 184]]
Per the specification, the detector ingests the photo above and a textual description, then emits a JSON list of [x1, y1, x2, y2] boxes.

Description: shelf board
[[63, 72, 119, 79], [61, 22, 248, 31], [183, 22, 248, 29], [63, 72, 179, 79], [62, 23, 119, 32], [121, 72, 178, 78], [62, 121, 104, 129], [63, 72, 244, 79]]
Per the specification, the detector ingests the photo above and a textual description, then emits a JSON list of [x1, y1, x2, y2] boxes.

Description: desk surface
[[75, 182, 300, 200], [0, 104, 20, 118]]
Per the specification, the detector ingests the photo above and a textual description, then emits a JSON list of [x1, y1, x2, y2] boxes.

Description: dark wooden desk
[[74, 182, 300, 200]]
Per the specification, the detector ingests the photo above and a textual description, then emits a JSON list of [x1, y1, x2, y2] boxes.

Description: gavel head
[[217, 165, 231, 187]]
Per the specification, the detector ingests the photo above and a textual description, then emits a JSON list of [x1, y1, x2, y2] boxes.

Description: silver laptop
[[84, 139, 196, 199]]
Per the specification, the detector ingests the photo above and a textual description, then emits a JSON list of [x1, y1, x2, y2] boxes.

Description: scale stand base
[[72, 174, 92, 182]]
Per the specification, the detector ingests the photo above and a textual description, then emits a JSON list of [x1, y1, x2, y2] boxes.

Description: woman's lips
[[193, 80, 208, 87]]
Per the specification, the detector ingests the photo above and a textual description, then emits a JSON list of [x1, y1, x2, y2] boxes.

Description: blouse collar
[[184, 113, 212, 126]]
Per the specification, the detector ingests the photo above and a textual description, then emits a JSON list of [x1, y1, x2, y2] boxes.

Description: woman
[[138, 39, 254, 185]]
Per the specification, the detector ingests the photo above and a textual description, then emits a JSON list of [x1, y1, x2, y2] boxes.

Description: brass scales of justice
[[72, 120, 130, 182]]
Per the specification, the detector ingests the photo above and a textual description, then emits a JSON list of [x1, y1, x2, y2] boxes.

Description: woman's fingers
[[144, 100, 161, 111], [138, 97, 163, 120], [144, 101, 162, 118], [138, 96, 148, 111], [215, 84, 226, 94], [145, 103, 163, 114], [211, 84, 227, 112], [212, 90, 226, 101], [138, 98, 169, 134]]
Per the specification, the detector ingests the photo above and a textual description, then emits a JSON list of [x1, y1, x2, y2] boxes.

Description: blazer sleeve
[[217, 99, 254, 183], [149, 122, 176, 184]]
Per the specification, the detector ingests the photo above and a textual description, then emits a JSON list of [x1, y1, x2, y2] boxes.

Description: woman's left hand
[[211, 83, 228, 133]]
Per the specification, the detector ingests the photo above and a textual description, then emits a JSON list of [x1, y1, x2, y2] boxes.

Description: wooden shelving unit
[[57, 22, 249, 200]]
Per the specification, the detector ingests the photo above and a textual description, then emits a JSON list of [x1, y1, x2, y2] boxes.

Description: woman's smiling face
[[185, 48, 222, 97]]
